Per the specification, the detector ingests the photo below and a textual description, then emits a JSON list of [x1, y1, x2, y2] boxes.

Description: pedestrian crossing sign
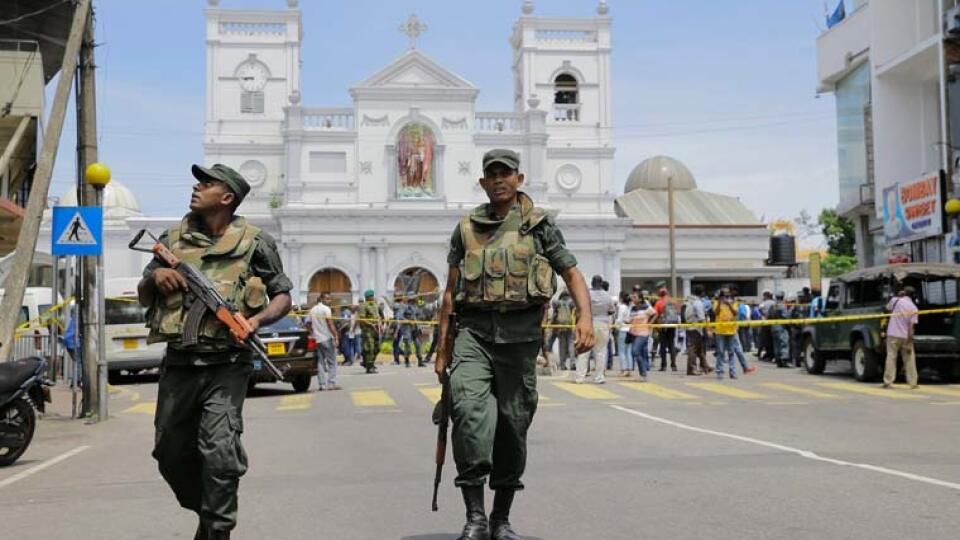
[[52, 206, 103, 256]]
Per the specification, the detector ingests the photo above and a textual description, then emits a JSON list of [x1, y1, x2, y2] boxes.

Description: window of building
[[553, 73, 580, 122], [835, 63, 871, 213], [309, 152, 347, 174], [241, 91, 264, 114]]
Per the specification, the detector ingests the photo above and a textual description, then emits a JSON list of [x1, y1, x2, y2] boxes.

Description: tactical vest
[[147, 216, 267, 346], [455, 202, 557, 310]]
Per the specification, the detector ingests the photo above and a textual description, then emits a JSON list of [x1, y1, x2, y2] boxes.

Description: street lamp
[[84, 162, 110, 422]]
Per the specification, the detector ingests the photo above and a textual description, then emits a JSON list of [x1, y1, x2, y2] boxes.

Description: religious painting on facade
[[397, 123, 435, 198]]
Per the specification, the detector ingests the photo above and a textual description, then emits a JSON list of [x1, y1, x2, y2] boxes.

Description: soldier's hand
[[435, 347, 450, 384], [574, 319, 595, 355], [153, 268, 188, 295]]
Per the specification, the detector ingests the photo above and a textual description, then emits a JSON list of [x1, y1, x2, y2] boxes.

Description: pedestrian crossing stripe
[[891, 385, 960, 399], [419, 387, 441, 404], [278, 394, 314, 411], [551, 381, 621, 400], [56, 211, 97, 245], [123, 402, 156, 415], [761, 382, 839, 399], [619, 382, 697, 400], [686, 382, 769, 400], [816, 382, 924, 400], [351, 389, 397, 407]]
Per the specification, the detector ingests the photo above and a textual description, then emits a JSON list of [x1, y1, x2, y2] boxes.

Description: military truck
[[799, 264, 960, 382]]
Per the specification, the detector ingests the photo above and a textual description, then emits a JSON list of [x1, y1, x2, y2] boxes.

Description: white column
[[282, 238, 303, 304], [358, 244, 370, 293], [681, 275, 693, 298], [375, 244, 387, 298]]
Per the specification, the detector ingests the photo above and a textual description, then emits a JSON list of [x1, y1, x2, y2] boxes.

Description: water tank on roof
[[769, 235, 796, 266]]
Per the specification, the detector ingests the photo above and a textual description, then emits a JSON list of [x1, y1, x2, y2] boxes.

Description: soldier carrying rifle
[[435, 149, 595, 540], [137, 164, 293, 540]]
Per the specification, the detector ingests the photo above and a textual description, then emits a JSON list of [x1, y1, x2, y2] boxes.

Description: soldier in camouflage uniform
[[138, 164, 292, 540], [358, 289, 382, 374], [435, 149, 595, 540]]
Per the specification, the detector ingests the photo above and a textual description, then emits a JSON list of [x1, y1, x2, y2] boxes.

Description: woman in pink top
[[628, 294, 657, 380]]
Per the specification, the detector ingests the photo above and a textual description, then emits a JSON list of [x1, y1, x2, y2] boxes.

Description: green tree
[[818, 208, 855, 257], [821, 254, 857, 277]]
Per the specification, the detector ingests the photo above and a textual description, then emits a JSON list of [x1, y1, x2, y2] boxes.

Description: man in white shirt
[[309, 293, 341, 391]]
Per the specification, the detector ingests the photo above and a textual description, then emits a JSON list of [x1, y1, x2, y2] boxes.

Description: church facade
[[197, 1, 627, 304]]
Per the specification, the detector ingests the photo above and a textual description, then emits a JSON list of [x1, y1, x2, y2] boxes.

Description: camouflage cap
[[191, 163, 251, 203], [482, 149, 520, 172]]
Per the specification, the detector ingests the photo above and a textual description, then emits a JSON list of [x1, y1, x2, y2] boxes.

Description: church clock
[[236, 58, 268, 92]]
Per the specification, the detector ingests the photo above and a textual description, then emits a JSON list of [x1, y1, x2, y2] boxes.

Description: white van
[[0, 287, 60, 361], [104, 277, 165, 376]]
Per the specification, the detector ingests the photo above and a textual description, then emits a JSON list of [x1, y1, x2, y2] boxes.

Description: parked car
[[250, 315, 317, 392], [0, 287, 61, 362], [104, 277, 165, 380], [800, 263, 960, 382]]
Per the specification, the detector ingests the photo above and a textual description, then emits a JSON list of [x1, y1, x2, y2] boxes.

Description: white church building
[[37, 1, 781, 305]]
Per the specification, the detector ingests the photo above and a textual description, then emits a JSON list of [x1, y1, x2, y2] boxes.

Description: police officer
[[435, 149, 595, 540], [771, 291, 791, 368], [358, 290, 382, 373], [138, 164, 293, 540]]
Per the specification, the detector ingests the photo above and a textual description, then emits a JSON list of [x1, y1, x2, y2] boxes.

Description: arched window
[[396, 123, 436, 198], [553, 74, 580, 122], [394, 267, 440, 303]]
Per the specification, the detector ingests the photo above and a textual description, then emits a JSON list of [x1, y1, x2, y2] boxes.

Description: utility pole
[[77, 8, 103, 420], [0, 0, 91, 362], [667, 176, 677, 297]]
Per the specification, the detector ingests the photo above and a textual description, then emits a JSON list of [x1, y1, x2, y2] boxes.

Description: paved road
[[1, 359, 959, 539]]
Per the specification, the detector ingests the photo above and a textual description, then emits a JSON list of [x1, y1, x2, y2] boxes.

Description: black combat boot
[[458, 486, 490, 540], [489, 490, 522, 540], [193, 521, 209, 540], [207, 530, 230, 540]]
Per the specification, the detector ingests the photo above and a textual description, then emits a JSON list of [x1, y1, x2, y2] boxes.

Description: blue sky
[[50, 0, 838, 229]]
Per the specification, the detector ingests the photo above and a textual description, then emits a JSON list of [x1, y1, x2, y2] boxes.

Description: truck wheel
[[852, 340, 880, 382], [291, 374, 311, 393], [802, 337, 825, 375]]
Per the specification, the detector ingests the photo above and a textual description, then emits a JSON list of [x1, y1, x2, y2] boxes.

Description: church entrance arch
[[308, 268, 353, 307], [393, 267, 439, 302]]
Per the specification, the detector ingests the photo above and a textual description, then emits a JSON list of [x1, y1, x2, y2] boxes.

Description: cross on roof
[[399, 14, 427, 49]]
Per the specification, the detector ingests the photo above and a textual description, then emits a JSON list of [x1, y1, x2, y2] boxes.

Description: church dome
[[59, 179, 142, 218], [625, 156, 697, 193]]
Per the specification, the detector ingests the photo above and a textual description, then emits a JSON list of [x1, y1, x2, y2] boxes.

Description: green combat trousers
[[153, 360, 252, 532], [361, 329, 379, 369], [450, 329, 540, 490]]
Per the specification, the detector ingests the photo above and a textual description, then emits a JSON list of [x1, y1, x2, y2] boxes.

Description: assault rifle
[[129, 229, 286, 381], [431, 312, 456, 511]]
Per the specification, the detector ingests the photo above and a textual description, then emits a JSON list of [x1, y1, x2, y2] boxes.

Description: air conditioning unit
[[947, 5, 960, 38]]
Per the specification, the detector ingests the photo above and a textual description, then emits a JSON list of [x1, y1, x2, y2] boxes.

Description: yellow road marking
[[351, 389, 397, 407], [817, 382, 923, 400], [277, 394, 314, 411], [551, 382, 621, 400], [685, 382, 769, 400], [619, 382, 697, 400], [761, 382, 839, 399], [894, 385, 960, 399], [419, 387, 442, 404], [123, 402, 156, 415]]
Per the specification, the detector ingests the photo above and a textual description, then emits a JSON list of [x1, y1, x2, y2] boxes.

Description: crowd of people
[[539, 278, 828, 383], [299, 281, 832, 390]]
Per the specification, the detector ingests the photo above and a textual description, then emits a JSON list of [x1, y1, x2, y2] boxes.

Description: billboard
[[881, 172, 943, 246]]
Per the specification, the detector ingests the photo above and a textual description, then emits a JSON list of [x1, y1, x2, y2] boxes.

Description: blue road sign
[[52, 206, 103, 256]]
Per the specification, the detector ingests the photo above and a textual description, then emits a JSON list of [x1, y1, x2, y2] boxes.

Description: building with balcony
[[176, 0, 626, 303], [817, 0, 954, 267]]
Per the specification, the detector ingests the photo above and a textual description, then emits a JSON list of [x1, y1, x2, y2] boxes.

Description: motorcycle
[[0, 357, 52, 466]]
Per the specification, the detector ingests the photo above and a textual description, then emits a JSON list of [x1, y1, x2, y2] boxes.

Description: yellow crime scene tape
[[296, 306, 960, 332], [13, 295, 140, 336]]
